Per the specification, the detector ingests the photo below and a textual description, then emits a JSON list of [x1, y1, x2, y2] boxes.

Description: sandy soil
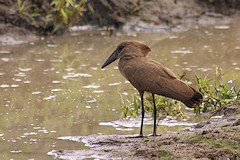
[[49, 105, 240, 159]]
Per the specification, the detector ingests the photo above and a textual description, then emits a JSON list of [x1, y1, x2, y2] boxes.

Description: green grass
[[194, 67, 240, 113], [121, 67, 240, 118], [50, 0, 87, 30], [16, 0, 88, 33], [158, 150, 173, 160], [188, 135, 240, 153], [120, 91, 188, 119]]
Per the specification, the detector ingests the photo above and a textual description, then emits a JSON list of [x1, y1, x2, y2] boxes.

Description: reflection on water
[[0, 21, 240, 159]]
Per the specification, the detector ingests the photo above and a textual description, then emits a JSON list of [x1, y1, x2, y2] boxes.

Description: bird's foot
[[149, 134, 160, 137]]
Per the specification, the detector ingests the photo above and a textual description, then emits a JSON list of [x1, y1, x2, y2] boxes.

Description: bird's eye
[[118, 46, 124, 50]]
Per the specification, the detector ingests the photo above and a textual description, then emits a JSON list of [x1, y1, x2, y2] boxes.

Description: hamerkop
[[101, 40, 203, 137]]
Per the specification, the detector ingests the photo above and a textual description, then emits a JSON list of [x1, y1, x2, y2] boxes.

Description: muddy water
[[0, 22, 240, 159]]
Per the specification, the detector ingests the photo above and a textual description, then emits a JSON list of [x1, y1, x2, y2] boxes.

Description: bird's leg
[[152, 93, 157, 136], [139, 91, 145, 137]]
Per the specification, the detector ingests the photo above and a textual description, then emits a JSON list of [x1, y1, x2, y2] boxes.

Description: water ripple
[[0, 84, 9, 88], [99, 119, 196, 128], [83, 84, 100, 89], [63, 73, 92, 79], [93, 90, 104, 93], [19, 68, 32, 72], [1, 58, 9, 62], [0, 51, 10, 54], [14, 72, 26, 77], [43, 95, 56, 100], [108, 82, 121, 86], [171, 50, 192, 54], [51, 89, 63, 92]]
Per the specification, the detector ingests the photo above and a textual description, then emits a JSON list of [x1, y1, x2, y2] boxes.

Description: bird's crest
[[117, 40, 151, 58]]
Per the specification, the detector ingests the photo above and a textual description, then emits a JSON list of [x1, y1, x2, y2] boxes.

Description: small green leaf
[[88, 3, 95, 15], [60, 9, 68, 24]]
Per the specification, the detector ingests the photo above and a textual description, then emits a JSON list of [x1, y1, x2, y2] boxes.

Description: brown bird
[[101, 40, 202, 137]]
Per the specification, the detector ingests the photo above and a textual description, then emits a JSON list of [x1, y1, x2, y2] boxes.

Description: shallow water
[[0, 21, 240, 159]]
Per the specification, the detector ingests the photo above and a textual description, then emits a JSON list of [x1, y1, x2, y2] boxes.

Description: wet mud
[[49, 105, 240, 159], [0, 0, 239, 39]]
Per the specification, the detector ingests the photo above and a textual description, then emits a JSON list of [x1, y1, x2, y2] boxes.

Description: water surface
[[0, 21, 240, 159]]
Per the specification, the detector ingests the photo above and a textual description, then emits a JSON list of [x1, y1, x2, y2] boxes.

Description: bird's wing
[[124, 58, 194, 101], [148, 60, 178, 79]]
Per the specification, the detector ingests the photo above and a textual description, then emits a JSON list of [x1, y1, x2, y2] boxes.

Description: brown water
[[0, 21, 240, 159]]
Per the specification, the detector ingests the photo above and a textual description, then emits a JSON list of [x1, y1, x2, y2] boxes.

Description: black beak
[[101, 49, 119, 69]]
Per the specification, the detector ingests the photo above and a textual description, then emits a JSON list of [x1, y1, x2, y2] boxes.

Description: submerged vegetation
[[121, 67, 240, 119]]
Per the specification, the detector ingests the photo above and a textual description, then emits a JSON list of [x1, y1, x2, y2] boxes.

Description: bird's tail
[[183, 87, 203, 108]]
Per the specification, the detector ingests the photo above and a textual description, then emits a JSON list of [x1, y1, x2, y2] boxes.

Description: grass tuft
[[121, 67, 240, 119], [158, 150, 173, 160]]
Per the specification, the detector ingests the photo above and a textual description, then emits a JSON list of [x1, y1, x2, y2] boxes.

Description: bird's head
[[101, 40, 151, 69]]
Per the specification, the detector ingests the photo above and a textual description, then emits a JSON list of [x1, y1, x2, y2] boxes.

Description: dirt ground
[[49, 105, 240, 160]]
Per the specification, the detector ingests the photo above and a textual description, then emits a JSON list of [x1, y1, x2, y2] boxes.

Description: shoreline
[[48, 105, 240, 159], [0, 0, 239, 45]]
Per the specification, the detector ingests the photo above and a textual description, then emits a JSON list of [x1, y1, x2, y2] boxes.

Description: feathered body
[[102, 40, 202, 136], [116, 41, 202, 107]]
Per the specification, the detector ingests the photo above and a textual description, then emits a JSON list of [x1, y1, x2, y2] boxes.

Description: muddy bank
[[0, 0, 240, 41], [81, 0, 235, 27], [49, 105, 240, 159]]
